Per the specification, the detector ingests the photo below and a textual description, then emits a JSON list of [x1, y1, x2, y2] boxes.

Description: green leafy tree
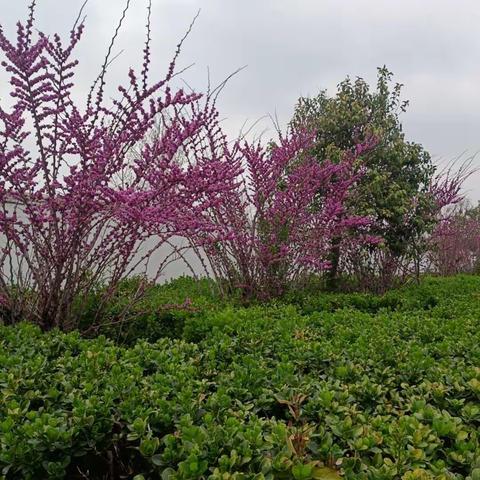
[[291, 67, 436, 288]]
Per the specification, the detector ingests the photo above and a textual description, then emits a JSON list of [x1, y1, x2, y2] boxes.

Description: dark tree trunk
[[327, 238, 341, 291]]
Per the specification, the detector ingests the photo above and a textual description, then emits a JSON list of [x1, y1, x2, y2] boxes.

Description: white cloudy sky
[[2, 0, 480, 202]]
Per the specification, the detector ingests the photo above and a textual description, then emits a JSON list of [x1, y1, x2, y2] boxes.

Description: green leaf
[[161, 468, 176, 480], [312, 467, 342, 480], [292, 463, 313, 480], [471, 468, 480, 480]]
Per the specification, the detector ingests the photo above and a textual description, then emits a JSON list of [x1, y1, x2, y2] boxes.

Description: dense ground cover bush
[[1, 275, 480, 479], [79, 276, 225, 345]]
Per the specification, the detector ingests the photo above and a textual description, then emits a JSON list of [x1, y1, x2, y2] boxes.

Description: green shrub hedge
[[1, 276, 480, 479], [77, 276, 224, 345]]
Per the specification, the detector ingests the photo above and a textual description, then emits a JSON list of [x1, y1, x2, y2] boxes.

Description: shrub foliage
[[1, 276, 480, 479]]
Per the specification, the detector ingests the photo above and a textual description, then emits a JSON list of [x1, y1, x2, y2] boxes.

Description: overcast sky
[[2, 0, 480, 202]]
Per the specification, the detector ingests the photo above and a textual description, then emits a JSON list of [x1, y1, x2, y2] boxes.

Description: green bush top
[[1, 275, 480, 479]]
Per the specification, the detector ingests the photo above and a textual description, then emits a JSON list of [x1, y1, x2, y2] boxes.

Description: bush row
[[87, 275, 477, 345], [1, 276, 480, 479]]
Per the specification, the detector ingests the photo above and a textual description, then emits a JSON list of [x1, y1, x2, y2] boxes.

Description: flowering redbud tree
[[340, 161, 471, 290], [0, 1, 238, 329], [406, 164, 472, 279], [427, 201, 480, 276], [190, 129, 378, 299]]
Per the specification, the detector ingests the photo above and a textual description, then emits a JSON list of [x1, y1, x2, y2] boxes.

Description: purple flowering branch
[[0, 1, 238, 329], [428, 207, 480, 275], [189, 128, 378, 299]]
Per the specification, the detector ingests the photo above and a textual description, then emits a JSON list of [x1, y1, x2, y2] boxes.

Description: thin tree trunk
[[327, 237, 341, 291]]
